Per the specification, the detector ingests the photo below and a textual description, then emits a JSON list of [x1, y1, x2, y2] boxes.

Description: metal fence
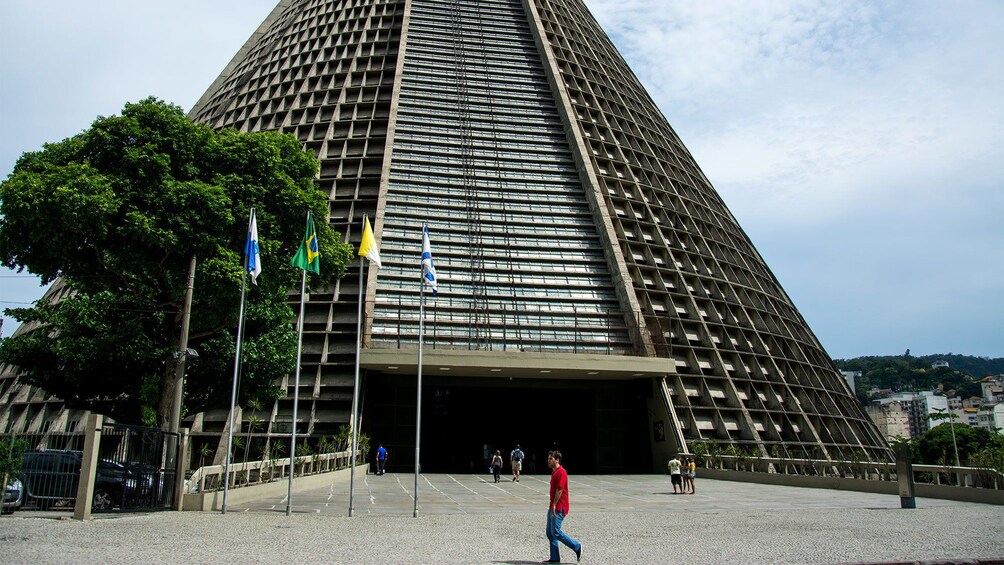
[[699, 454, 1004, 490], [7, 423, 178, 512], [187, 449, 359, 494]]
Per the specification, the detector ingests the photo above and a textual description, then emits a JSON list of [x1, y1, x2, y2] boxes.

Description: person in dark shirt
[[491, 450, 504, 483]]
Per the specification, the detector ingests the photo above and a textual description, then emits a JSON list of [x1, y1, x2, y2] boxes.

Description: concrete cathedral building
[[2, 0, 891, 472]]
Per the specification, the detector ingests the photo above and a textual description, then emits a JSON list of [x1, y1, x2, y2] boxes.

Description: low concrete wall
[[699, 468, 1004, 505], [182, 463, 369, 511]]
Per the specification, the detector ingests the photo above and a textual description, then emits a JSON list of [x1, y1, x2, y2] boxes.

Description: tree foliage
[[0, 98, 353, 426], [912, 423, 1003, 467], [1, 437, 27, 489]]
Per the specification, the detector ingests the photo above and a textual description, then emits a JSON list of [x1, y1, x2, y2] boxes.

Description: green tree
[[1, 437, 27, 492], [0, 98, 353, 427], [913, 423, 1002, 466]]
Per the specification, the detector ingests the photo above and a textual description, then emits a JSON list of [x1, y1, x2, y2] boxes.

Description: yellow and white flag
[[359, 217, 382, 268]]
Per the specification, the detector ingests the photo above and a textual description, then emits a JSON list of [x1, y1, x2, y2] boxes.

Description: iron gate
[[12, 424, 178, 512]]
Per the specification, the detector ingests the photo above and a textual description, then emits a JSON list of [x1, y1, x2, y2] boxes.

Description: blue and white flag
[[245, 210, 262, 285], [422, 225, 437, 295]]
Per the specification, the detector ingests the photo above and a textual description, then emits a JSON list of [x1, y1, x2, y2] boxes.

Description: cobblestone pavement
[[2, 473, 1002, 564]]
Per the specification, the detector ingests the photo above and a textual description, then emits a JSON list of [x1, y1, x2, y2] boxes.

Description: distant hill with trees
[[833, 353, 1003, 405]]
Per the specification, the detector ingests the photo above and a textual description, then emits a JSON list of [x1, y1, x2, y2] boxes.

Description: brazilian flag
[[290, 213, 321, 274]]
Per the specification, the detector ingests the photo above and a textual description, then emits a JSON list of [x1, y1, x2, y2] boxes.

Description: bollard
[[895, 442, 916, 509], [72, 414, 103, 521]]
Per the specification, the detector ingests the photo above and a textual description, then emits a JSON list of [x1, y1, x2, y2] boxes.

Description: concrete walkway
[[2, 472, 1002, 564]]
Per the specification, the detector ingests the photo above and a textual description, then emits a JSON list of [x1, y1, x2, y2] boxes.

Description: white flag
[[422, 225, 437, 295], [245, 210, 262, 284]]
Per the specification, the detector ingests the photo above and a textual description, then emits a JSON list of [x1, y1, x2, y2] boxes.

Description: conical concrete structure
[[183, 0, 890, 472]]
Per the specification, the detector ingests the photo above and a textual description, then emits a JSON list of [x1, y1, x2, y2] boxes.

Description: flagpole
[[223, 207, 255, 514], [349, 214, 367, 517], [414, 228, 427, 519], [287, 211, 310, 516], [287, 267, 306, 516]]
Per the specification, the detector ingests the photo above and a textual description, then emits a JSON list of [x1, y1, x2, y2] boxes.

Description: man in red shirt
[[544, 450, 582, 563]]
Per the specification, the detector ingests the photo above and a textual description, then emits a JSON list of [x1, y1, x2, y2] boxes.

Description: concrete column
[[72, 414, 103, 521], [174, 429, 189, 510], [895, 442, 916, 509]]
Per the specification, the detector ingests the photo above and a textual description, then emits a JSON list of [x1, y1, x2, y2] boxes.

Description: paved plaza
[[2, 472, 1002, 564]]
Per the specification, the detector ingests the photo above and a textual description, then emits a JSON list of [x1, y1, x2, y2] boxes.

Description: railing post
[[174, 429, 189, 510], [72, 414, 103, 521], [895, 442, 916, 509]]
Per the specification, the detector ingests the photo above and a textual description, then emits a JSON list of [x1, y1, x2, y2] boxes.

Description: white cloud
[[588, 0, 1004, 356], [0, 1, 277, 175], [591, 0, 1004, 223]]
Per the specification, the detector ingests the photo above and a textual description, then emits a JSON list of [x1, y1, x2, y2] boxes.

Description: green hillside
[[833, 353, 1003, 405]]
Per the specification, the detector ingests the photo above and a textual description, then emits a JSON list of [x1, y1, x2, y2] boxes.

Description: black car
[[19, 450, 158, 511]]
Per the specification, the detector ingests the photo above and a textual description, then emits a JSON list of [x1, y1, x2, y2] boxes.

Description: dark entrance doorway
[[363, 374, 652, 475]]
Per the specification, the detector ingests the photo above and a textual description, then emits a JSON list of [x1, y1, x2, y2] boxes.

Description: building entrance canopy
[[360, 348, 673, 381]]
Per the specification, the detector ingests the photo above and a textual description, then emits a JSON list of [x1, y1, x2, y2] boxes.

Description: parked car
[[19, 450, 158, 511], [2, 477, 23, 513]]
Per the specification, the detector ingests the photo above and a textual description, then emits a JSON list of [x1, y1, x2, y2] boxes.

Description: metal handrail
[[186, 449, 361, 494], [697, 454, 1004, 490]]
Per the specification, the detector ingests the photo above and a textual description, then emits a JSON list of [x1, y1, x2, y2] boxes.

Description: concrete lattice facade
[[1, 0, 891, 469]]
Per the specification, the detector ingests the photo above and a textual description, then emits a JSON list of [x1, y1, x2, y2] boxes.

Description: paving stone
[[1, 474, 1001, 564]]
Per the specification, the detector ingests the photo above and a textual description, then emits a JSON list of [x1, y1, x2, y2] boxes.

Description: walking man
[[543, 450, 582, 563], [510, 443, 525, 482], [667, 454, 682, 494], [376, 444, 388, 475]]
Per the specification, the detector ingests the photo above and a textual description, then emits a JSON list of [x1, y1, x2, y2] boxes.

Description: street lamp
[[932, 408, 960, 467], [172, 348, 199, 359]]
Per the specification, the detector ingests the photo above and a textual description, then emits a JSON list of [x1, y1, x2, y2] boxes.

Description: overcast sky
[[1, 1, 1002, 359]]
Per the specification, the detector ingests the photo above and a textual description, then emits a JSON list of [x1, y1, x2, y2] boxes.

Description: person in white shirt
[[510, 444, 524, 482], [667, 455, 682, 494]]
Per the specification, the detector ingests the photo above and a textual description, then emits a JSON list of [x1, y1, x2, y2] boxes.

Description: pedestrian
[[678, 457, 686, 493], [667, 454, 682, 494], [687, 456, 697, 494], [510, 443, 525, 482], [491, 449, 504, 483], [376, 444, 388, 475], [543, 450, 582, 563]]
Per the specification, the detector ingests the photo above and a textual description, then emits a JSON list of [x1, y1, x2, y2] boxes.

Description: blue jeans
[[545, 509, 580, 561]]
